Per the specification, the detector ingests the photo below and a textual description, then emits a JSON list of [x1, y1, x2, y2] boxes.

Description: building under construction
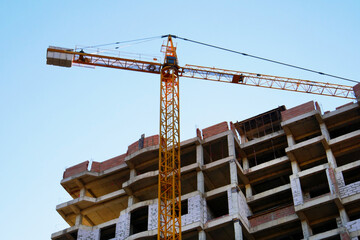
[[51, 96, 360, 240]]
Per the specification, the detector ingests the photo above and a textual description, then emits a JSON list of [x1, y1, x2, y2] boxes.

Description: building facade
[[52, 100, 360, 240]]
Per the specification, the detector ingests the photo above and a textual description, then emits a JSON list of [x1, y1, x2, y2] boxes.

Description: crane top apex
[[161, 35, 178, 67]]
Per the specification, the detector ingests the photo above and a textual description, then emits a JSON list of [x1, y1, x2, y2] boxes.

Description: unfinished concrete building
[[52, 96, 360, 240]]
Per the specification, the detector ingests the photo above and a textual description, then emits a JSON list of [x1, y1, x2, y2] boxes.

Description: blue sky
[[1, 1, 359, 239]]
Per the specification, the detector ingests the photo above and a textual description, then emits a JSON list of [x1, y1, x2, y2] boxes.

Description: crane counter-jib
[[47, 47, 163, 73]]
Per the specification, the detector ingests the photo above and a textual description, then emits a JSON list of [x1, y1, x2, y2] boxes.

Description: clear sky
[[1, 1, 359, 239]]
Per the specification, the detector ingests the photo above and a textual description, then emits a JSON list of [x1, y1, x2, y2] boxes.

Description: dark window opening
[[57, 230, 78, 240], [312, 218, 338, 234], [203, 138, 229, 164], [343, 166, 360, 185], [248, 148, 286, 168], [204, 164, 231, 192], [206, 193, 228, 220], [335, 148, 360, 167], [301, 171, 330, 199], [349, 210, 360, 221], [252, 175, 290, 195], [172, 199, 188, 217], [249, 190, 293, 215], [137, 162, 158, 175], [180, 149, 196, 167], [182, 200, 188, 215], [276, 231, 304, 240], [234, 106, 285, 142], [246, 136, 288, 168], [329, 121, 360, 139], [295, 131, 321, 144], [300, 157, 328, 171], [130, 206, 148, 235], [100, 224, 116, 240]]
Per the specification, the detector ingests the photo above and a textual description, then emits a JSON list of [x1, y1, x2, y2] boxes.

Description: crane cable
[[167, 35, 359, 84], [81, 35, 163, 50]]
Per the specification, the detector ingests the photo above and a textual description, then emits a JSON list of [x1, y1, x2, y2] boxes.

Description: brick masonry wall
[[63, 161, 89, 179], [249, 205, 295, 228], [227, 188, 251, 227], [281, 101, 316, 122], [99, 154, 126, 172], [182, 195, 203, 225], [148, 203, 158, 230], [196, 128, 202, 140], [335, 171, 360, 198], [77, 228, 100, 240], [353, 83, 360, 100], [127, 135, 159, 155], [346, 219, 360, 233], [64, 135, 159, 179], [90, 161, 101, 172], [116, 213, 130, 240], [202, 121, 229, 139], [62, 121, 234, 179]]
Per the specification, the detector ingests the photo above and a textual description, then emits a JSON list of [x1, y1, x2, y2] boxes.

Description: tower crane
[[46, 35, 356, 240]]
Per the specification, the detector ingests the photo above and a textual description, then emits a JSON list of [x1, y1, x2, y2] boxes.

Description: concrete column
[[234, 220, 244, 240], [339, 208, 350, 226], [326, 149, 337, 168], [287, 134, 295, 147], [242, 157, 249, 171], [75, 214, 83, 226], [230, 160, 238, 185], [230, 187, 240, 215], [320, 122, 330, 141], [301, 219, 313, 238], [291, 160, 301, 174], [73, 187, 86, 225], [228, 134, 239, 186], [79, 187, 86, 197], [128, 196, 135, 206], [290, 177, 304, 206], [240, 133, 246, 144], [245, 184, 252, 198], [197, 144, 204, 165], [227, 134, 236, 157], [127, 168, 137, 206], [130, 168, 136, 178], [197, 171, 205, 194], [197, 144, 205, 194], [199, 230, 206, 240]]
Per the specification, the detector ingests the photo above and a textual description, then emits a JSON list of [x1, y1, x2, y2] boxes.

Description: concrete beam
[[248, 156, 289, 173], [247, 184, 291, 202], [240, 130, 285, 149], [250, 214, 298, 233]]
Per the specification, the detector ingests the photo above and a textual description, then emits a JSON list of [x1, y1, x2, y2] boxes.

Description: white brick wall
[[77, 228, 100, 240], [116, 213, 130, 240], [346, 219, 360, 233], [147, 203, 158, 230], [182, 195, 203, 225], [335, 171, 360, 198], [227, 188, 251, 227]]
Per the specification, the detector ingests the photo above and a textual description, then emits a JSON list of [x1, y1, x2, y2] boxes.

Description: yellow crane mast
[[158, 36, 182, 239], [46, 35, 356, 240]]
